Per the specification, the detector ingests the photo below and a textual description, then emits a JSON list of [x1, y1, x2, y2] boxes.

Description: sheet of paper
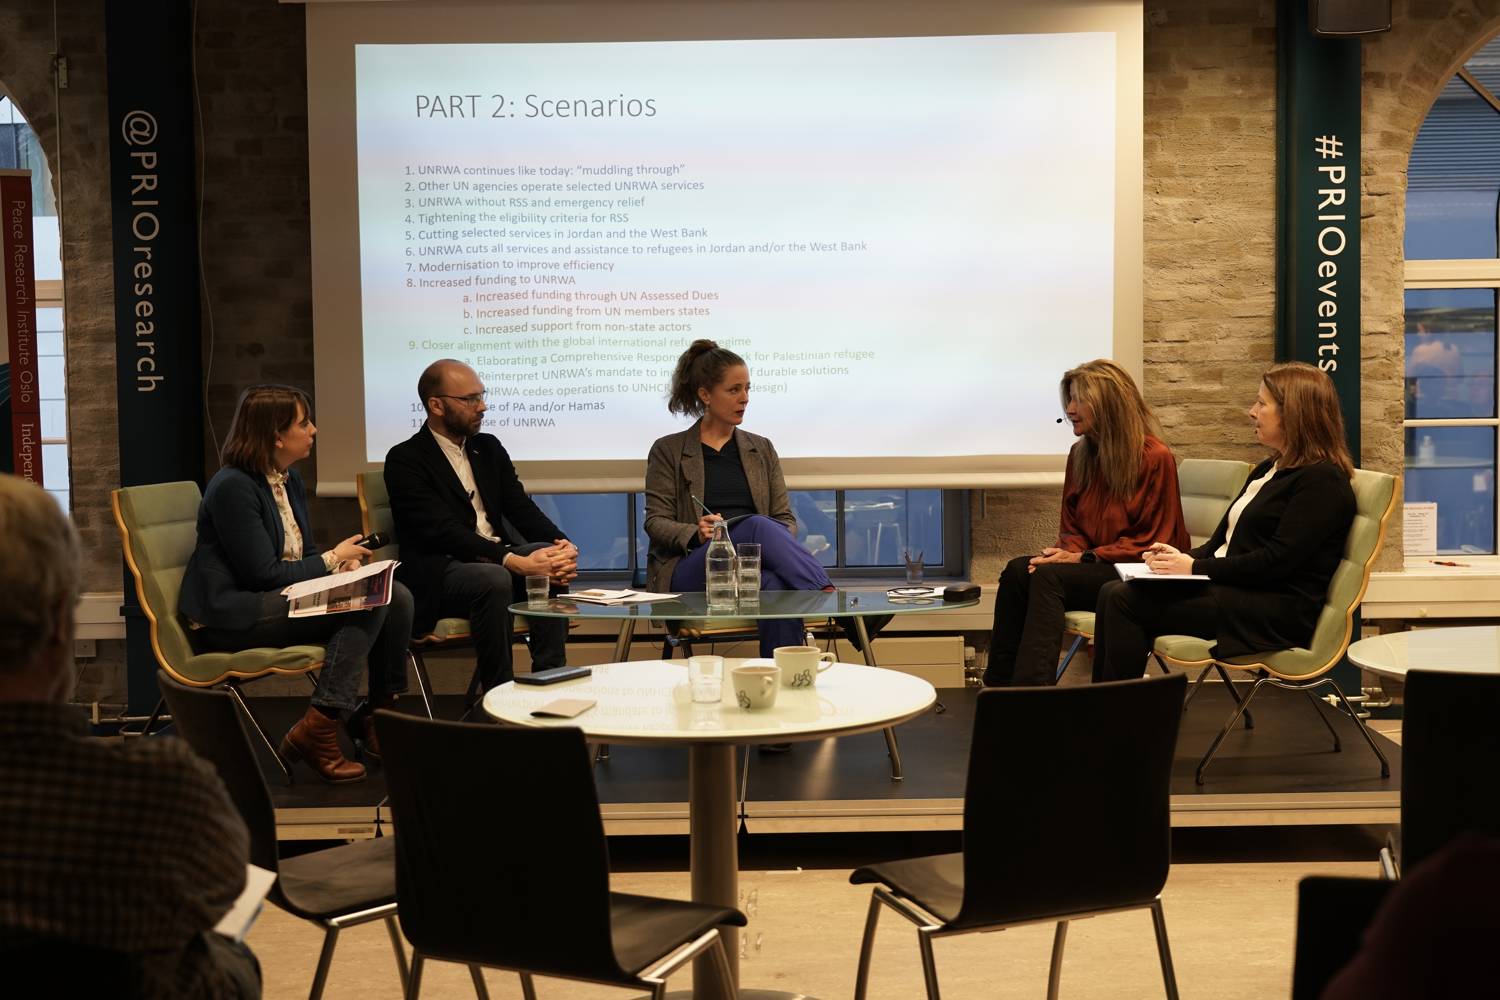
[[1115, 562, 1211, 583], [565, 589, 678, 605], [214, 864, 277, 942], [1403, 502, 1437, 556]]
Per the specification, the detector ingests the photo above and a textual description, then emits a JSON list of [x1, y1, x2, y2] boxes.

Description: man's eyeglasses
[[436, 392, 487, 406]]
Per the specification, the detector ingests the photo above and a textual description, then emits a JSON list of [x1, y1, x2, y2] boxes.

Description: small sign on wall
[[0, 169, 41, 486], [1403, 502, 1437, 556]]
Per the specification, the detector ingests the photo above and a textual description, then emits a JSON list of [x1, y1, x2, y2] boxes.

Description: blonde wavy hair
[[1061, 360, 1165, 500]]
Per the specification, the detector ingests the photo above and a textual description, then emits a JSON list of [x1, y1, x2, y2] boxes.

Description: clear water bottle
[[705, 520, 738, 612]]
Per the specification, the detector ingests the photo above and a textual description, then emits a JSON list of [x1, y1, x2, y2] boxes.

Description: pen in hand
[[690, 494, 715, 518]]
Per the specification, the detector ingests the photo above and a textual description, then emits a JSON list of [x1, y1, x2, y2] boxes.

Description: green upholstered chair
[[1153, 468, 1398, 783], [112, 482, 323, 780], [1056, 458, 1254, 681]]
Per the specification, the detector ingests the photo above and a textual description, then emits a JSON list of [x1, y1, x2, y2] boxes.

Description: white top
[[1215, 462, 1277, 558], [483, 659, 937, 745], [1347, 625, 1500, 680], [429, 425, 501, 543]]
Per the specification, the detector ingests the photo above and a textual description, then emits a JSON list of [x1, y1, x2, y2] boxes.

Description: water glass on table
[[688, 654, 724, 704], [735, 542, 761, 605], [525, 574, 550, 609]]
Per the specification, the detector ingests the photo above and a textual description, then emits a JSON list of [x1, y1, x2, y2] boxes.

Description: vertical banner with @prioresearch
[[354, 34, 1118, 465]]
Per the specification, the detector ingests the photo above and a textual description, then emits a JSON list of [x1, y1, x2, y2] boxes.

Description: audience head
[[1060, 359, 1163, 500], [1255, 361, 1354, 476], [221, 384, 316, 474], [668, 339, 748, 420], [418, 359, 488, 440], [0, 475, 80, 702]]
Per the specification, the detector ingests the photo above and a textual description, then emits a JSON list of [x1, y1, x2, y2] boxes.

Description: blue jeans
[[192, 582, 414, 712], [670, 515, 832, 656]]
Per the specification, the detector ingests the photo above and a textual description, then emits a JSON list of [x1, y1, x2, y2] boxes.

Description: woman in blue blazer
[[180, 385, 413, 782], [1091, 362, 1357, 681]]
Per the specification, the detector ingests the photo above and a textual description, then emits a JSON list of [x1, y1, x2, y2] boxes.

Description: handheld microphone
[[354, 531, 390, 549]]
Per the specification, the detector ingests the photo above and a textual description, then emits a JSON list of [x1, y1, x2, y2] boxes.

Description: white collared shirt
[[1214, 462, 1278, 558], [429, 426, 502, 543]]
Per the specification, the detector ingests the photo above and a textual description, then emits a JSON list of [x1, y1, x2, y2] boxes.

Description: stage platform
[[246, 685, 1400, 841]]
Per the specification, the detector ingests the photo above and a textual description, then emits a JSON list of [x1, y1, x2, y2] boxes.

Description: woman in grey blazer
[[644, 340, 834, 656]]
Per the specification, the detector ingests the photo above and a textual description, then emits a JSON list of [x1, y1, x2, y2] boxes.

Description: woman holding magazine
[[180, 384, 413, 783], [983, 360, 1189, 686]]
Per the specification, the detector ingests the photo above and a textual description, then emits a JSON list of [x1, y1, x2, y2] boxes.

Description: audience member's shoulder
[[203, 466, 254, 496], [118, 733, 229, 805]]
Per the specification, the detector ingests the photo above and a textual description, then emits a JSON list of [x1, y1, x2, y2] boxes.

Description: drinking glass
[[736, 542, 761, 605]]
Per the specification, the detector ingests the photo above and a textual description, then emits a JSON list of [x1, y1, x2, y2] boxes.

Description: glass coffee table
[[509, 588, 977, 780]]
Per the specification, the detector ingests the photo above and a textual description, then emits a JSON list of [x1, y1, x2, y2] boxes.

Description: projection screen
[[304, 0, 1143, 494]]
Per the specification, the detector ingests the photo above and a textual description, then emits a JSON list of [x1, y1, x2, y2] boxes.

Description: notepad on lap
[[1115, 562, 1210, 582]]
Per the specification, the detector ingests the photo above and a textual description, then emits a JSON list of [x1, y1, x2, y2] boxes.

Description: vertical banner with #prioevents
[[0, 169, 41, 485]]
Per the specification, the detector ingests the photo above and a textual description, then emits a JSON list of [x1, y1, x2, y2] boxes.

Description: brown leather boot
[[350, 695, 396, 764], [280, 706, 365, 783]]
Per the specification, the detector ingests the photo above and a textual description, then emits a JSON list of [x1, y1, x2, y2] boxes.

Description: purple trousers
[[670, 515, 833, 656]]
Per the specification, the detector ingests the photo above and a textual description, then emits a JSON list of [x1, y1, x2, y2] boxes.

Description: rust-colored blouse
[[1056, 435, 1189, 562]]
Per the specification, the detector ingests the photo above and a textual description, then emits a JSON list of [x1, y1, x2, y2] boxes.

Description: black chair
[[374, 711, 744, 999], [1381, 669, 1500, 880], [1291, 876, 1392, 1000], [849, 673, 1187, 1000], [157, 671, 411, 1000]]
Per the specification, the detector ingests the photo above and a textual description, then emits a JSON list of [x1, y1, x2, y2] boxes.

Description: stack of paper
[[565, 589, 678, 605], [1115, 562, 1210, 582]]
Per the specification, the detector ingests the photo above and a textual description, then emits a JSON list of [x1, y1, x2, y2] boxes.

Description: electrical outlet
[[74, 638, 96, 659]]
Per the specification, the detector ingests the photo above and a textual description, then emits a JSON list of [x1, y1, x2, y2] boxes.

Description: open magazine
[[282, 559, 399, 617]]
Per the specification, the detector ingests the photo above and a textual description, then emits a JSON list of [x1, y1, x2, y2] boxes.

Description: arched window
[[0, 95, 66, 510], [1404, 34, 1500, 554]]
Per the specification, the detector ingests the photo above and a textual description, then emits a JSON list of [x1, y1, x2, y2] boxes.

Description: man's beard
[[442, 408, 478, 439]]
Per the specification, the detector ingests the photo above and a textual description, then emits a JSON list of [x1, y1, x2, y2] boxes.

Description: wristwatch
[[1080, 550, 1098, 564]]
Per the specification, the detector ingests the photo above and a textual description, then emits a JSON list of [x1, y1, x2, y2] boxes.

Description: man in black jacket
[[384, 359, 578, 687]]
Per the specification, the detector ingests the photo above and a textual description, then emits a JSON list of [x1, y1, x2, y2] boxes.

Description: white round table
[[1347, 625, 1500, 680], [484, 659, 936, 1000]]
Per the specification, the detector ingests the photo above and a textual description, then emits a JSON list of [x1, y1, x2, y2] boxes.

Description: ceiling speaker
[[1310, 0, 1392, 36]]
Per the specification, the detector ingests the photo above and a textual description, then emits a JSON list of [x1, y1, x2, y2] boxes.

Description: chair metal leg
[[1210, 663, 1255, 729], [407, 651, 435, 720], [853, 615, 905, 781], [405, 952, 424, 1000], [853, 891, 883, 1000], [883, 726, 904, 781], [1195, 676, 1272, 784], [1301, 688, 1342, 751], [1180, 663, 1214, 712], [1056, 635, 1086, 681], [140, 697, 167, 736], [224, 683, 293, 783], [1149, 898, 1181, 1000], [1313, 677, 1392, 777], [308, 924, 341, 1000], [383, 914, 410, 989], [1047, 920, 1069, 1000], [708, 935, 737, 1000], [472, 965, 494, 999], [916, 926, 942, 1000]]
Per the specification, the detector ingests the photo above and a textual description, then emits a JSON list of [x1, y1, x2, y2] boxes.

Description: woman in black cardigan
[[180, 385, 414, 782], [1091, 361, 1356, 682]]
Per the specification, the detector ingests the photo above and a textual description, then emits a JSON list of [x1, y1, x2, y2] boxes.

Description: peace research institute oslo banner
[[106, 0, 204, 714], [0, 170, 41, 486]]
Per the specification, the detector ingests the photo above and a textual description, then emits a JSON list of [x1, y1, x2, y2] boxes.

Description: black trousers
[[1091, 578, 1220, 682], [985, 556, 1120, 686]]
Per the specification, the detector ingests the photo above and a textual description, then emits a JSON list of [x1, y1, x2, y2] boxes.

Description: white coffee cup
[[731, 662, 780, 710], [774, 645, 836, 688]]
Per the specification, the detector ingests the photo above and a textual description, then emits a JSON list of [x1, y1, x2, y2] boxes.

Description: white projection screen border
[[304, 0, 1144, 495]]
